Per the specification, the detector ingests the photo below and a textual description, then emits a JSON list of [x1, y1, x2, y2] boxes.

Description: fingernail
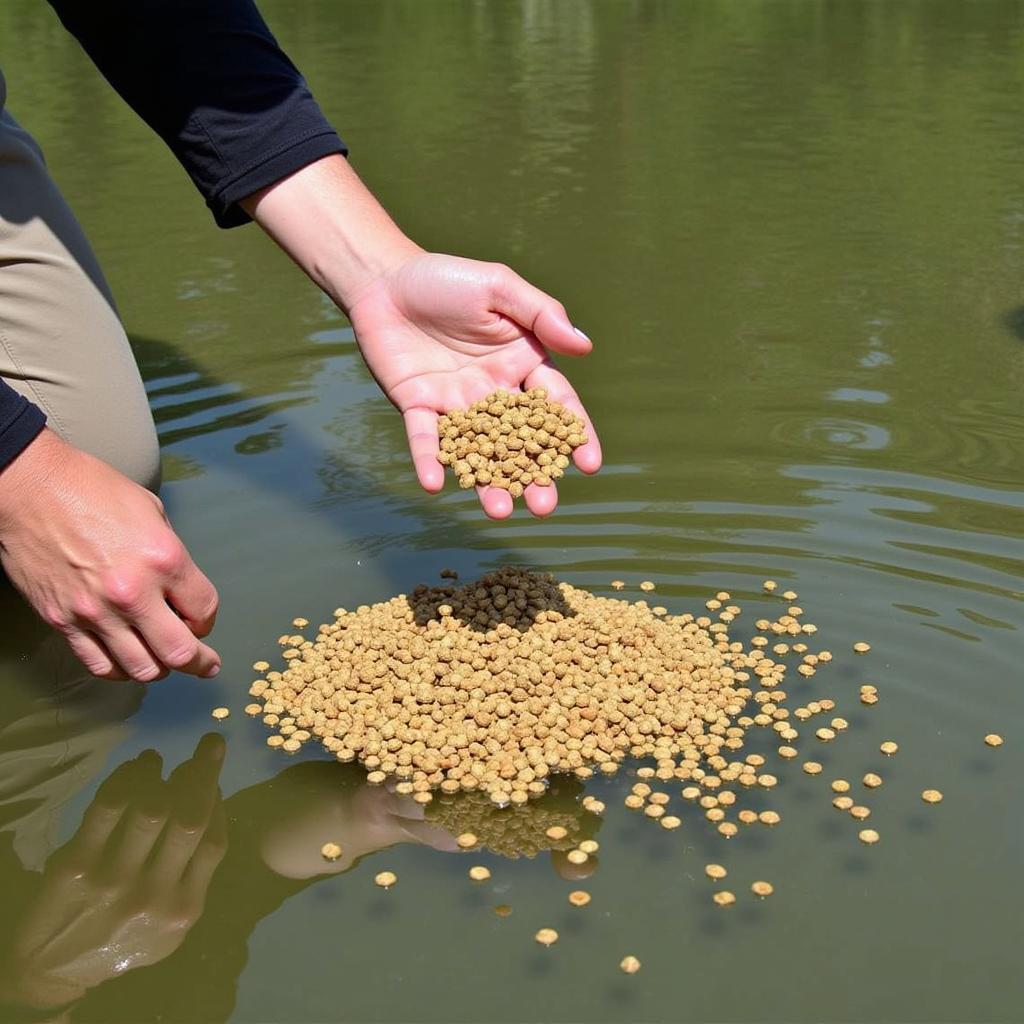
[[573, 326, 591, 342], [205, 664, 220, 678]]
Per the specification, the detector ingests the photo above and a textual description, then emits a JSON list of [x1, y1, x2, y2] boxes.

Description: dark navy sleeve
[[0, 381, 46, 473], [47, 0, 347, 228]]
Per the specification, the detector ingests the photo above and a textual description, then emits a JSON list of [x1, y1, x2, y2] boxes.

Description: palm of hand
[[348, 253, 601, 519]]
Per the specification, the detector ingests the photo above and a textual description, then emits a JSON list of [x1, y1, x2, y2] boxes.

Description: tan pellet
[[833, 796, 854, 811], [816, 728, 836, 742], [640, 581, 655, 592], [375, 871, 397, 888], [738, 809, 759, 825], [568, 890, 591, 907], [922, 789, 944, 804], [759, 810, 781, 826], [713, 890, 736, 907], [244, 703, 262, 716], [985, 734, 1004, 748], [456, 833, 478, 849], [862, 773, 883, 789], [611, 580, 625, 590], [321, 842, 342, 861], [624, 795, 645, 810], [660, 815, 682, 830], [718, 822, 738, 838], [880, 741, 899, 756], [578, 840, 599, 854], [535, 928, 559, 946], [546, 826, 568, 841], [763, 580, 778, 592], [803, 761, 823, 775], [705, 863, 728, 880], [644, 805, 665, 820], [751, 881, 774, 898], [469, 865, 491, 881], [211, 707, 230, 720], [567, 850, 589, 865], [831, 780, 850, 794], [850, 805, 871, 820], [853, 642, 871, 653], [620, 955, 642, 974], [858, 829, 880, 845], [252, 660, 270, 672]]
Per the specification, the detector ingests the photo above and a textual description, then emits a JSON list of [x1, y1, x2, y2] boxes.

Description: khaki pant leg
[[0, 108, 160, 490]]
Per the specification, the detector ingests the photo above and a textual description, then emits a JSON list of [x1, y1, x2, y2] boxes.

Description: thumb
[[491, 266, 592, 356]]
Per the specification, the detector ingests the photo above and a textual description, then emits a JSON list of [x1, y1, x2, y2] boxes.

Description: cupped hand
[[348, 253, 602, 519], [0, 429, 220, 681]]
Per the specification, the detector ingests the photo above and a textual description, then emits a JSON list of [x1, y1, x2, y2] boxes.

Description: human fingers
[[94, 621, 167, 683], [524, 362, 603, 474], [53, 752, 162, 869], [476, 484, 514, 520], [181, 803, 227, 903], [489, 265, 592, 357], [63, 627, 128, 680], [403, 407, 444, 493], [139, 600, 221, 679], [165, 553, 219, 640], [523, 480, 559, 518], [102, 755, 170, 878], [149, 736, 225, 881]]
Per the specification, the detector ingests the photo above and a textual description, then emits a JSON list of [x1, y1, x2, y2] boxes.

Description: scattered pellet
[[922, 789, 944, 804], [253, 660, 270, 672], [644, 805, 665, 820], [567, 850, 589, 865], [546, 826, 568, 841], [211, 707, 230, 720], [833, 796, 854, 810], [578, 840, 600, 854], [850, 805, 871, 820], [660, 815, 682, 830], [375, 871, 397, 888], [759, 810, 781, 826], [611, 580, 625, 590], [803, 761, 823, 775], [640, 581, 655, 592], [816, 728, 836, 742], [751, 881, 774, 898], [853, 642, 871, 654], [568, 890, 591, 907], [763, 580, 778, 592], [535, 928, 559, 946], [831, 780, 851, 794], [469, 865, 491, 881], [244, 703, 262, 716], [985, 734, 1004, 748], [862, 773, 883, 789], [858, 829, 880, 845], [718, 822, 738, 838], [457, 833, 479, 849], [321, 842, 342, 861], [620, 955, 642, 974], [705, 864, 728, 880], [880, 741, 899, 756], [738, 809, 759, 825], [713, 891, 736, 907]]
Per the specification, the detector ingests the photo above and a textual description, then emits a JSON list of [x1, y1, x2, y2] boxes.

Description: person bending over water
[[0, 0, 602, 685]]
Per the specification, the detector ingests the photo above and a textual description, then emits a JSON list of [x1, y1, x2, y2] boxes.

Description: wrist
[[242, 155, 422, 312], [0, 429, 68, 534]]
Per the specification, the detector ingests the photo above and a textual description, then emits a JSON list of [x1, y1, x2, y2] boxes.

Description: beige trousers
[[0, 76, 160, 489]]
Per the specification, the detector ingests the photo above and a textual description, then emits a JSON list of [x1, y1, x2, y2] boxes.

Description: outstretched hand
[[348, 253, 602, 518], [242, 156, 601, 519]]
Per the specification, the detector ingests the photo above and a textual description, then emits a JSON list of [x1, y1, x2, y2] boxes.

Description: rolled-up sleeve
[[47, 0, 347, 227]]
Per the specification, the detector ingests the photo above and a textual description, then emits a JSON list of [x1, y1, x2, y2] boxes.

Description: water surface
[[1, 2, 1022, 1021]]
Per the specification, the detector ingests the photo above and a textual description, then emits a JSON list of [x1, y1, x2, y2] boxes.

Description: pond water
[[1, 2, 1022, 1021]]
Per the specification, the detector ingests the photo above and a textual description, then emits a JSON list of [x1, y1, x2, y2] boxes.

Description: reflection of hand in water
[[259, 764, 599, 881], [0, 735, 226, 1014]]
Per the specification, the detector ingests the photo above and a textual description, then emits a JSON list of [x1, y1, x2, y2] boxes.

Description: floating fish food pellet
[[706, 864, 728, 880], [718, 822, 738, 838], [880, 741, 899, 755], [578, 840, 600, 854], [568, 890, 591, 907], [567, 850, 589, 865], [457, 833, 479, 849], [831, 780, 850, 794], [644, 805, 665, 819], [252, 660, 270, 672], [833, 796, 854, 810], [244, 703, 262, 716], [985, 734, 1004, 748], [546, 826, 568, 841], [751, 881, 774, 898], [611, 580, 625, 590], [922, 789, 944, 804], [850, 805, 871, 820], [863, 773, 883, 789], [375, 871, 397, 888], [713, 891, 736, 907], [803, 761, 823, 775], [763, 580, 778, 592], [853, 642, 871, 654], [861, 692, 879, 706], [816, 728, 836, 742], [469, 865, 491, 881], [535, 928, 559, 946], [858, 829, 879, 845], [321, 842, 342, 861], [620, 955, 642, 974], [211, 707, 230, 720], [737, 809, 758, 824], [759, 810, 781, 826], [660, 815, 682, 830], [624, 795, 645, 810], [640, 581, 655, 591]]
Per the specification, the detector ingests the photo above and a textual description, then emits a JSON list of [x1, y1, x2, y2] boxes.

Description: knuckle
[[131, 663, 164, 684], [104, 574, 145, 612], [163, 641, 199, 669], [41, 604, 71, 631], [147, 537, 185, 576], [69, 595, 103, 624]]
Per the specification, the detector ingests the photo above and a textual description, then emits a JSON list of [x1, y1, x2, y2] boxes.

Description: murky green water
[[2, 2, 1023, 1021]]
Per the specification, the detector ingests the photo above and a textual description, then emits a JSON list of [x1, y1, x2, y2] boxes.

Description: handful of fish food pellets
[[250, 567, 786, 804], [437, 388, 586, 494]]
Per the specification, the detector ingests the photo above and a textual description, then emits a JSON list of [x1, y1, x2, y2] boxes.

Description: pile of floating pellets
[[244, 570, 1005, 974], [437, 387, 587, 493]]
